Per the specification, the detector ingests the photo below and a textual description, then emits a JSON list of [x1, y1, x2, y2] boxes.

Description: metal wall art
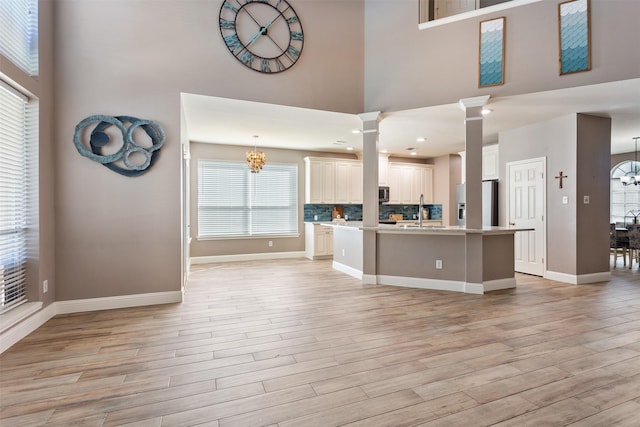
[[559, 0, 591, 75], [73, 115, 166, 177], [479, 16, 505, 88]]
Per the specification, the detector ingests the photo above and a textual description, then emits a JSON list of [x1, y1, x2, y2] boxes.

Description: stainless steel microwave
[[379, 186, 390, 203]]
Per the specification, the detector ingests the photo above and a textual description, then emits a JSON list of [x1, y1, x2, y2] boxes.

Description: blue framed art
[[479, 16, 505, 88], [559, 0, 591, 75]]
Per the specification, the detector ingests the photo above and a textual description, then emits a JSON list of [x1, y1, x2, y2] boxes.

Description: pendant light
[[246, 135, 266, 173], [620, 136, 640, 186]]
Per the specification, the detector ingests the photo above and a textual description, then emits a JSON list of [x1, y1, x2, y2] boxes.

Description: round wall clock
[[218, 0, 304, 73]]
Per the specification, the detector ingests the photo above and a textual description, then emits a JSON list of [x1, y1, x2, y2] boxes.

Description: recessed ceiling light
[[380, 149, 388, 154], [346, 146, 354, 151], [410, 151, 417, 156], [482, 108, 492, 115], [352, 129, 362, 134], [416, 137, 426, 142]]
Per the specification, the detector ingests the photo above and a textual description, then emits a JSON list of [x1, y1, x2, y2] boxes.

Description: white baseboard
[[1, 290, 183, 354], [332, 262, 363, 280], [56, 291, 183, 315], [378, 275, 466, 293], [545, 270, 611, 285], [191, 251, 306, 264], [362, 274, 377, 285], [0, 302, 56, 354], [482, 278, 517, 292]]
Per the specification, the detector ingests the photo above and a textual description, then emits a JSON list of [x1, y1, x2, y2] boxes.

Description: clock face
[[219, 0, 304, 73]]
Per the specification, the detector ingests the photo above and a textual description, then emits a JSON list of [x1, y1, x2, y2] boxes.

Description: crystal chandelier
[[246, 135, 266, 173], [620, 136, 640, 186]]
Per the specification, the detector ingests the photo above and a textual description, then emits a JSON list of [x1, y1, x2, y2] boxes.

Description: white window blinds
[[198, 160, 298, 238], [0, 81, 32, 314], [0, 0, 39, 76]]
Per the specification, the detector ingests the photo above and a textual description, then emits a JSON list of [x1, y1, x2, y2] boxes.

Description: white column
[[359, 111, 381, 284], [459, 95, 489, 229]]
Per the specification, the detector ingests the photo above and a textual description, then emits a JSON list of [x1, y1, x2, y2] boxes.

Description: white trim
[[0, 301, 41, 333], [419, 0, 543, 30], [1, 291, 183, 354], [56, 291, 183, 315], [464, 283, 485, 295], [545, 270, 611, 285], [332, 261, 363, 280], [459, 95, 490, 110], [362, 274, 377, 285], [378, 275, 466, 293], [482, 278, 517, 292], [190, 251, 305, 264], [0, 302, 56, 354]]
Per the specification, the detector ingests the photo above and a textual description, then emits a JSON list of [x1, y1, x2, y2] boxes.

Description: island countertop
[[321, 221, 533, 235]]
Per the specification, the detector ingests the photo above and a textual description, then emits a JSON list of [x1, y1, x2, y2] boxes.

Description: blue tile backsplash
[[304, 203, 442, 222]]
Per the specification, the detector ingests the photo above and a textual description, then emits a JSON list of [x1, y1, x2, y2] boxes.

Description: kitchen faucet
[[418, 193, 424, 228]]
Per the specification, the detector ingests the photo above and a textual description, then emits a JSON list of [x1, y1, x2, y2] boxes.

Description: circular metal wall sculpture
[[73, 115, 166, 177]]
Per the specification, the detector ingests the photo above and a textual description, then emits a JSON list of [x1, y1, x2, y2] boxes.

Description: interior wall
[[499, 114, 578, 276], [432, 154, 461, 226], [53, 0, 365, 300], [364, 0, 639, 112], [576, 114, 611, 275]]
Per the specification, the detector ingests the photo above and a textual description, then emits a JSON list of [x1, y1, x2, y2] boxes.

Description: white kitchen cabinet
[[305, 158, 335, 203], [305, 223, 333, 259], [388, 163, 434, 204], [305, 157, 362, 204]]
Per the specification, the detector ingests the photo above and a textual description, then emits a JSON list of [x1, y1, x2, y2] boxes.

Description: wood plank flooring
[[1, 258, 640, 426]]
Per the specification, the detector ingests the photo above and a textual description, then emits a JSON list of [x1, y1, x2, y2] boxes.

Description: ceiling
[[183, 78, 640, 159]]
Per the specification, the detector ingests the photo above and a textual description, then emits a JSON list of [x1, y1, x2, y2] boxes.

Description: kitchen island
[[324, 221, 532, 294]]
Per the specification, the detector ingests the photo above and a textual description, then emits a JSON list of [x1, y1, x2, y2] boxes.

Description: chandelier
[[246, 136, 266, 173], [620, 136, 640, 186]]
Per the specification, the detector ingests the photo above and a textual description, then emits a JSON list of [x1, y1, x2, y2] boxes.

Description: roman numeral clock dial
[[219, 0, 304, 73]]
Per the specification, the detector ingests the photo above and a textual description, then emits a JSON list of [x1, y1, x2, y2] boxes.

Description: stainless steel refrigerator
[[455, 180, 499, 227]]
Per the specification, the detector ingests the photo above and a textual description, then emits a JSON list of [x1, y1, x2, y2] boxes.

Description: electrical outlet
[[435, 260, 443, 269], [342, 249, 345, 256], [562, 196, 569, 205], [314, 215, 318, 221], [268, 240, 273, 247], [43, 279, 48, 293]]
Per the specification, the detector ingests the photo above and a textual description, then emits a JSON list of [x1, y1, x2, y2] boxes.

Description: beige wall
[[53, 0, 365, 300], [364, 0, 639, 112], [432, 154, 461, 226], [499, 113, 611, 277]]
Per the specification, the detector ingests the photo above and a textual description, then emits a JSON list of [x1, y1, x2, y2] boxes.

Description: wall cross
[[555, 171, 568, 189]]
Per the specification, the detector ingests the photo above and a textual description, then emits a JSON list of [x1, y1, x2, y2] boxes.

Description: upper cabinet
[[387, 163, 434, 204], [304, 157, 362, 204]]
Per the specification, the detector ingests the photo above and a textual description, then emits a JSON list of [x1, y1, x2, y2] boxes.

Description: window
[[198, 160, 298, 238], [611, 161, 640, 225], [0, 80, 37, 314], [0, 0, 39, 76]]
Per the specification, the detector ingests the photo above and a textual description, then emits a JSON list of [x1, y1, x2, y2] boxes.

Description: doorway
[[506, 158, 546, 276]]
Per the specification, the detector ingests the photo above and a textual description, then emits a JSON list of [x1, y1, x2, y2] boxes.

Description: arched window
[[611, 161, 640, 225]]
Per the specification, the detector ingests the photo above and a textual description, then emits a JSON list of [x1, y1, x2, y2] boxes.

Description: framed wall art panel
[[558, 0, 591, 75], [479, 16, 505, 88]]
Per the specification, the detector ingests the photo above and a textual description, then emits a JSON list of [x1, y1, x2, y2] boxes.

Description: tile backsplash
[[304, 203, 442, 222]]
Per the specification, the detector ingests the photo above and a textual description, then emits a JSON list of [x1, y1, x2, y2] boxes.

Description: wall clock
[[219, 0, 304, 73]]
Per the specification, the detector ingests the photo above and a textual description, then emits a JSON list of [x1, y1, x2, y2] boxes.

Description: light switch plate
[[583, 195, 590, 204]]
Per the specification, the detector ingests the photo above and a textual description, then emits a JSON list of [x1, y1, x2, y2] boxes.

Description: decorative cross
[[555, 171, 568, 189]]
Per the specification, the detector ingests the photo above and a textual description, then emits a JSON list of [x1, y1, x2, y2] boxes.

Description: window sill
[[0, 301, 43, 334], [197, 233, 300, 241]]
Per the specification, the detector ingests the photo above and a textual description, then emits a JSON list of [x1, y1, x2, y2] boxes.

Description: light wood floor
[[2, 258, 640, 427]]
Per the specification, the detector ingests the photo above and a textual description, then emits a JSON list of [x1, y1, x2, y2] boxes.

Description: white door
[[507, 158, 546, 276], [435, 0, 477, 19]]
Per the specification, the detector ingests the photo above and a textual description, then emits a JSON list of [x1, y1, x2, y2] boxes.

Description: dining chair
[[627, 224, 640, 269], [610, 223, 628, 267]]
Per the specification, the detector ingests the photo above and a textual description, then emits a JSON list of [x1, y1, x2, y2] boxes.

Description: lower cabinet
[[305, 223, 333, 260]]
